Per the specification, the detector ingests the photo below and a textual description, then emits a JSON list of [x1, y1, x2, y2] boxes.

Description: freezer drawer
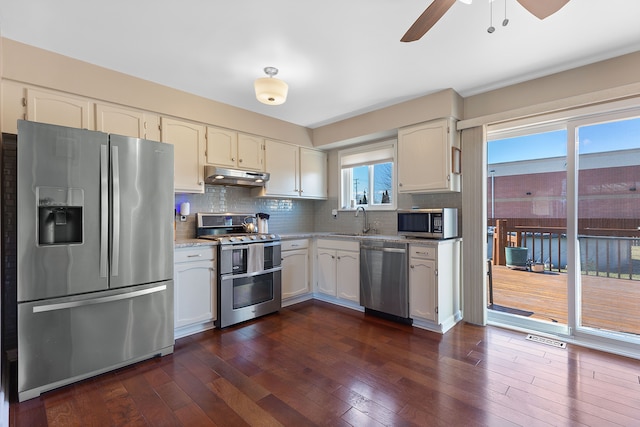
[[18, 280, 174, 401]]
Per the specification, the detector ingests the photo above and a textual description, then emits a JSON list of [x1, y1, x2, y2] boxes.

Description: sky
[[488, 117, 640, 164]]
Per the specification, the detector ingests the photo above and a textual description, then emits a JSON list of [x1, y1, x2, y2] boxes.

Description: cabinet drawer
[[175, 246, 216, 263], [282, 239, 309, 251], [317, 239, 359, 252], [410, 245, 435, 260]]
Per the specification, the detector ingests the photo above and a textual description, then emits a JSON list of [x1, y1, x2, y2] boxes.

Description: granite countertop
[[174, 238, 218, 249], [176, 233, 460, 248], [280, 232, 459, 245]]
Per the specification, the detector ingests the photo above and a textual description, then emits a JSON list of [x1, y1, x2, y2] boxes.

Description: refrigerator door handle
[[32, 284, 167, 313], [100, 145, 109, 278], [111, 145, 120, 277]]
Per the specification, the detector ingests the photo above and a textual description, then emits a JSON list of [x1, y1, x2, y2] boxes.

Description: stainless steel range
[[197, 213, 281, 328]]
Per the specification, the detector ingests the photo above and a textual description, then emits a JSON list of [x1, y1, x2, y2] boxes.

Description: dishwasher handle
[[361, 245, 406, 254]]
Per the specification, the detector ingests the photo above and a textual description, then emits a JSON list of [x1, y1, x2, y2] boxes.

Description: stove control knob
[[269, 234, 276, 239], [228, 236, 237, 242], [259, 234, 267, 240], [249, 235, 257, 240]]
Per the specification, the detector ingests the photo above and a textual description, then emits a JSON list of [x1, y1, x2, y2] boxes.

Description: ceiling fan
[[401, 0, 570, 42]]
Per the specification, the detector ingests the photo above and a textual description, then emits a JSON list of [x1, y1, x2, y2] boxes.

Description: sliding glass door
[[575, 115, 640, 338], [486, 126, 569, 335], [487, 106, 640, 350]]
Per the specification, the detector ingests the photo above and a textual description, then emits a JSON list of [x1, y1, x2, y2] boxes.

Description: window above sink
[[339, 139, 397, 211]]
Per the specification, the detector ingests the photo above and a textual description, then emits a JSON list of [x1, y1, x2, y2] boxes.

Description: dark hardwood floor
[[10, 299, 640, 426]]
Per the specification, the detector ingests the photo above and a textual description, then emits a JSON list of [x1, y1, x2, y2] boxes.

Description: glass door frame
[[485, 99, 640, 358]]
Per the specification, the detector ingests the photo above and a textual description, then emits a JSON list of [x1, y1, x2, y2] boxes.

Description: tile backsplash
[[175, 185, 462, 240], [174, 185, 316, 239]]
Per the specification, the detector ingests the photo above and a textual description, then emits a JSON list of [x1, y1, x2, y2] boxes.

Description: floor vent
[[526, 334, 567, 349]]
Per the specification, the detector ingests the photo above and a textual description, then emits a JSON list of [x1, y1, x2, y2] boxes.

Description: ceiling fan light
[[254, 67, 288, 105]]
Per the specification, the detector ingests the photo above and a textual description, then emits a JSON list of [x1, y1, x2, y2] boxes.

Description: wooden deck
[[489, 265, 640, 336]]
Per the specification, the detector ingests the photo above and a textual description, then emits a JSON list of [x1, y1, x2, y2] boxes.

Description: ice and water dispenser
[[37, 187, 83, 246]]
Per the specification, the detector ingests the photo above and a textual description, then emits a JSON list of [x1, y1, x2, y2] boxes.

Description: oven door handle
[[220, 266, 282, 281]]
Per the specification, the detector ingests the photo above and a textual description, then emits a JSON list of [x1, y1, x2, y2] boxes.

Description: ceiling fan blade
[[516, 0, 570, 20], [401, 0, 456, 43]]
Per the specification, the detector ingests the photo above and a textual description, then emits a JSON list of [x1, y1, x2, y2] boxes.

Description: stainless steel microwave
[[397, 208, 458, 239]]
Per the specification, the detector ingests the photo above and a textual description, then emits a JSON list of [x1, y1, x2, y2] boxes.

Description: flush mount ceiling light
[[254, 67, 288, 105]]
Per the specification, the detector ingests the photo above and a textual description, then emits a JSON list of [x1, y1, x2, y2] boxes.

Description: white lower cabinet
[[316, 239, 360, 307], [174, 246, 217, 338], [281, 239, 312, 306], [409, 239, 462, 333]]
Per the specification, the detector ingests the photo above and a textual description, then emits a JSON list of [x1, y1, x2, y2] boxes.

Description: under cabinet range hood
[[204, 165, 270, 187]]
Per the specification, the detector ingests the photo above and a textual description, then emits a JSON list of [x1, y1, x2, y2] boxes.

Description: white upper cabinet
[[206, 126, 264, 171], [263, 139, 299, 197], [161, 117, 205, 193], [26, 88, 93, 130], [258, 140, 327, 199], [299, 147, 327, 199], [206, 126, 237, 168], [95, 103, 144, 138], [237, 133, 264, 171], [95, 103, 160, 141], [398, 117, 460, 193]]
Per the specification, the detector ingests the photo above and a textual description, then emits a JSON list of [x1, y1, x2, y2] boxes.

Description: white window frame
[[338, 140, 397, 211]]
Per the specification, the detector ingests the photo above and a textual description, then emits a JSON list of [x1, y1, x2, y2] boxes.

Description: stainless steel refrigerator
[[16, 120, 175, 401]]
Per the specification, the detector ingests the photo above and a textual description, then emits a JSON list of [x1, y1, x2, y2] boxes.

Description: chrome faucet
[[355, 206, 370, 234]]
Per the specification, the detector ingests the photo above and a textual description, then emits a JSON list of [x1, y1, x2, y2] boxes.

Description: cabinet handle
[[332, 255, 335, 259], [231, 157, 235, 162], [415, 251, 427, 255], [291, 244, 299, 247], [399, 183, 403, 187], [410, 264, 414, 269], [239, 158, 243, 163], [187, 254, 202, 258]]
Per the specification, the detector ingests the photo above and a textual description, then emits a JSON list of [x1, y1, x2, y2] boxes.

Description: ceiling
[[1, 0, 640, 129]]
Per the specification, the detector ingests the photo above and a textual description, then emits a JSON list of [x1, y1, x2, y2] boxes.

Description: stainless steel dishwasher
[[360, 240, 411, 323]]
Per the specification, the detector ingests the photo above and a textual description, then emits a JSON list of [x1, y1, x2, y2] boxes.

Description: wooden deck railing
[[490, 219, 640, 279]]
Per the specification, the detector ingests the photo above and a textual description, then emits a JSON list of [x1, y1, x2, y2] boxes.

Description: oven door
[[217, 267, 282, 328]]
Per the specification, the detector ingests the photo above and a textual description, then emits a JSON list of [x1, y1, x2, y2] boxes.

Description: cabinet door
[[96, 103, 145, 138], [264, 139, 299, 197], [282, 249, 309, 299], [300, 148, 327, 199], [237, 133, 264, 171], [398, 118, 451, 193], [26, 88, 92, 130], [317, 249, 337, 296], [143, 113, 161, 141], [409, 259, 437, 322], [336, 250, 360, 303], [161, 117, 205, 193], [174, 260, 216, 328], [206, 126, 238, 168]]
